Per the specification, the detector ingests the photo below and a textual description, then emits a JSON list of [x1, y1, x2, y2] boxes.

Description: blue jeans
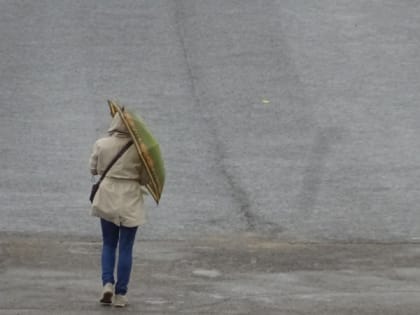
[[100, 219, 138, 295]]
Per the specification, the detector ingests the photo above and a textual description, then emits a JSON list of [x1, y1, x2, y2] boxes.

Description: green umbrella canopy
[[108, 100, 165, 204]]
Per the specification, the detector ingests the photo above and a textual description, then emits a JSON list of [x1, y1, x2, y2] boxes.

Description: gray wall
[[1, 0, 420, 241]]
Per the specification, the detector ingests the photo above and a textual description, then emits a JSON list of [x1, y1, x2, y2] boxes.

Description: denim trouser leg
[[101, 219, 119, 285], [115, 225, 138, 295], [100, 219, 138, 295]]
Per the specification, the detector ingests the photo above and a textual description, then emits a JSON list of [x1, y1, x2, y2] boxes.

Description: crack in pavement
[[173, 0, 256, 231]]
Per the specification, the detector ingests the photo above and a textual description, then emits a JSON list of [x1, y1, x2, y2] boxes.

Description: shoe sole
[[100, 292, 113, 305]]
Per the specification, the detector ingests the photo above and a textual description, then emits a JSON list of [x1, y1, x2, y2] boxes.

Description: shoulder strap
[[98, 140, 133, 182]]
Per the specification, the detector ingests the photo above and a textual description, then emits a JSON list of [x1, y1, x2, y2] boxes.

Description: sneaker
[[99, 283, 114, 305], [113, 294, 128, 308]]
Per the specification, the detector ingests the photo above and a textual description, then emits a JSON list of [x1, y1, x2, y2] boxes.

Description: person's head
[[108, 113, 129, 135]]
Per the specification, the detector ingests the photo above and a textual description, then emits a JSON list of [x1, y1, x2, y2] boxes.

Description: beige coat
[[89, 114, 148, 227]]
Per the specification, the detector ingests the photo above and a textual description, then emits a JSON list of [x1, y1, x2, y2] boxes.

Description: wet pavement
[[2, 1, 420, 313], [2, 233, 420, 314]]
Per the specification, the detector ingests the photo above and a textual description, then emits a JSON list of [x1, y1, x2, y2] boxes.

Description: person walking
[[89, 112, 149, 307]]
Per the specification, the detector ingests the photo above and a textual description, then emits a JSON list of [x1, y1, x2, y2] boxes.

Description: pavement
[[2, 1, 420, 313], [2, 0, 420, 242], [2, 233, 420, 314]]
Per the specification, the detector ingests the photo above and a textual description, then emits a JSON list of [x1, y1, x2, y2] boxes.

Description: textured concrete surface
[[1, 1, 420, 241], [2, 234, 420, 314], [1, 1, 420, 313]]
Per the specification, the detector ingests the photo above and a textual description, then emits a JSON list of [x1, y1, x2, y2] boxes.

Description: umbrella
[[108, 100, 165, 204]]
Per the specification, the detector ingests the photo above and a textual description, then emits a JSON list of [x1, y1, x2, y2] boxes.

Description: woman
[[89, 112, 148, 307]]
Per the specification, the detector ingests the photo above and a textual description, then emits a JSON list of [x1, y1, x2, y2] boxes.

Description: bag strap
[[98, 140, 134, 183]]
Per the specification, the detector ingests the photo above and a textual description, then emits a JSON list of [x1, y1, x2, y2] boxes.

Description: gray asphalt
[[1, 0, 420, 241], [2, 234, 420, 315], [2, 1, 420, 314]]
